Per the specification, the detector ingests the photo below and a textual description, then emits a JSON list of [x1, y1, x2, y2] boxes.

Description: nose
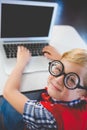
[[54, 74, 64, 86]]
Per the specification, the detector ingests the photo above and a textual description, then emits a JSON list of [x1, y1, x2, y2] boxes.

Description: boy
[[1, 45, 87, 130]]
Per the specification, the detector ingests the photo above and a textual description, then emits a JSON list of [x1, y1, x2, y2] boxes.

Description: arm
[[42, 45, 61, 60], [3, 46, 31, 114]]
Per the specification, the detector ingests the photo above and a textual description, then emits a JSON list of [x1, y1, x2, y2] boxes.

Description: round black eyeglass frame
[[49, 60, 87, 90]]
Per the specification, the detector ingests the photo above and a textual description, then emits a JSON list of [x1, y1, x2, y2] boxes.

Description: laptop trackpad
[[25, 56, 50, 73]]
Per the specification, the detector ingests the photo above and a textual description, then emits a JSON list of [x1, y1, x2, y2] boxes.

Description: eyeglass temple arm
[[79, 85, 87, 90]]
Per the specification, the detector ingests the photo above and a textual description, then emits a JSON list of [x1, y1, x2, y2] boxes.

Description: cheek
[[47, 75, 54, 83], [80, 76, 85, 86]]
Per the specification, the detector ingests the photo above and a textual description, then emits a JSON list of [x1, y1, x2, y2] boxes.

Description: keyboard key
[[3, 43, 49, 58]]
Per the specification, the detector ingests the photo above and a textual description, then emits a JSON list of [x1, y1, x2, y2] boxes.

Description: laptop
[[0, 0, 58, 75]]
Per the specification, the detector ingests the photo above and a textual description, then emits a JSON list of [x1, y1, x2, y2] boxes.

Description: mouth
[[51, 82, 62, 92]]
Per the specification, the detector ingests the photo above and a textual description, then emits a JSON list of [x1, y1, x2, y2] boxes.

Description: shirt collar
[[51, 98, 82, 107]]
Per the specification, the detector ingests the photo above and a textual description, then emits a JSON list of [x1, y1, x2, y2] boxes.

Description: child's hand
[[42, 45, 61, 60], [16, 46, 31, 68]]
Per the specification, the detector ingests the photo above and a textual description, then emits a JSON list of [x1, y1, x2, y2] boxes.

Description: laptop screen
[[0, 1, 57, 41]]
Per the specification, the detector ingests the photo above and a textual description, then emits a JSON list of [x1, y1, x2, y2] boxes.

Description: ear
[[80, 96, 87, 102]]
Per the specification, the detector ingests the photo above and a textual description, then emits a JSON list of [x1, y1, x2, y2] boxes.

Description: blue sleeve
[[23, 100, 57, 130]]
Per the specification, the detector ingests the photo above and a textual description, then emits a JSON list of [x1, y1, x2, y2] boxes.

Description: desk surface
[[0, 25, 87, 96]]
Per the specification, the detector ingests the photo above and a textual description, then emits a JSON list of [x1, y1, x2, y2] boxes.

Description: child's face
[[47, 59, 86, 101]]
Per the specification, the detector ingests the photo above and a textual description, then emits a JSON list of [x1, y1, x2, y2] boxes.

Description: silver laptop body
[[0, 0, 58, 75]]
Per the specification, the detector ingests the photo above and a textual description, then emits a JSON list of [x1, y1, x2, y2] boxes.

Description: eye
[[66, 75, 77, 88], [49, 61, 64, 76], [52, 65, 62, 74], [70, 77, 76, 85]]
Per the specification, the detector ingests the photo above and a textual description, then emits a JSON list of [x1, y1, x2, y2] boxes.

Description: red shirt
[[41, 93, 87, 130]]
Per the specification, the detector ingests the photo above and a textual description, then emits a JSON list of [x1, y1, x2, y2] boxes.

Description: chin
[[47, 88, 59, 100]]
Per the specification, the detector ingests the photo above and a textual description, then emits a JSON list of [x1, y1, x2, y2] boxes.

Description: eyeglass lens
[[64, 73, 79, 89], [49, 61, 63, 76]]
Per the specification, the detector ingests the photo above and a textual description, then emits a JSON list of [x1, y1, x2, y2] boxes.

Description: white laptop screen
[[0, 1, 57, 41]]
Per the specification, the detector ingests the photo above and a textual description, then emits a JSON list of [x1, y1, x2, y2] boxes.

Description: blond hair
[[61, 48, 87, 87]]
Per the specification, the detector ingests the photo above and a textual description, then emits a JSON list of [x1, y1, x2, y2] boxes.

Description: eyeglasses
[[49, 60, 87, 90]]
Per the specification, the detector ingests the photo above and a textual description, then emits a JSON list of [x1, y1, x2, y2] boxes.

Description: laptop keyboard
[[3, 43, 49, 58]]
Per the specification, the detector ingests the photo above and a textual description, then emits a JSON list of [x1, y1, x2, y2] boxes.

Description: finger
[[42, 46, 51, 54], [24, 47, 28, 51], [42, 46, 54, 54], [43, 51, 50, 55], [21, 46, 25, 50], [17, 45, 24, 51], [44, 53, 51, 59], [17, 46, 21, 52], [42, 45, 49, 51]]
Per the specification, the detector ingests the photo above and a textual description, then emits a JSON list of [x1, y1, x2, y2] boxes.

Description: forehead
[[61, 59, 85, 75]]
